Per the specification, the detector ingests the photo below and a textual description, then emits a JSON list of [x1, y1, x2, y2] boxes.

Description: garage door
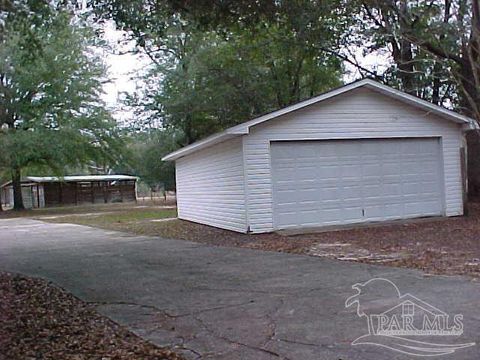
[[271, 138, 444, 229]]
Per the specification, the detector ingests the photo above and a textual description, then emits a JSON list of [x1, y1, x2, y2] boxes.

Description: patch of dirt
[[308, 242, 409, 264], [0, 272, 183, 360]]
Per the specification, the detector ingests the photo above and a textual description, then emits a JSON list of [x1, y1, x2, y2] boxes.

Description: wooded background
[[1, 0, 479, 208]]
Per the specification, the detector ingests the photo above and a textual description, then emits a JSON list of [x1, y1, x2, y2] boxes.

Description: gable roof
[[162, 79, 473, 161]]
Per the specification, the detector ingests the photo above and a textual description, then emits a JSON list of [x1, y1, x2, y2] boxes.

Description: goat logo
[[345, 278, 475, 356]]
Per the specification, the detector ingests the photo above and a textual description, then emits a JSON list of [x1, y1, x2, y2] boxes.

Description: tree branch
[[317, 46, 384, 81], [403, 34, 463, 64]]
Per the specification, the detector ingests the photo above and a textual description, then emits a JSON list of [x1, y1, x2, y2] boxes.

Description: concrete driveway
[[1, 218, 479, 360]]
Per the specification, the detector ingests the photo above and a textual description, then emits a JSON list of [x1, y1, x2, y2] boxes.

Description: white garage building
[[163, 79, 472, 233]]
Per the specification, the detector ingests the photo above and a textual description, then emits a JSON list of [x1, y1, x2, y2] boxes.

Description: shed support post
[[135, 181, 138, 204], [103, 181, 107, 203], [36, 184, 40, 208], [74, 183, 78, 205]]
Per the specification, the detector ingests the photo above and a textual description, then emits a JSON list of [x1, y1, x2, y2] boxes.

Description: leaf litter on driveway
[[0, 272, 184, 360]]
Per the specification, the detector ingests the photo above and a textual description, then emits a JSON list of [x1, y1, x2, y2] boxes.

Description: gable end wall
[[243, 88, 464, 233]]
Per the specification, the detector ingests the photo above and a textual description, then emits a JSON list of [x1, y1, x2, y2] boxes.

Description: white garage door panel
[[271, 138, 443, 229]]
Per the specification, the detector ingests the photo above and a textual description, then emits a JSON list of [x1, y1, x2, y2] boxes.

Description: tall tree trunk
[[464, 0, 480, 122], [183, 113, 196, 145], [457, 61, 480, 119], [398, 41, 415, 95], [396, 1, 416, 95], [431, 62, 442, 105], [12, 167, 25, 211]]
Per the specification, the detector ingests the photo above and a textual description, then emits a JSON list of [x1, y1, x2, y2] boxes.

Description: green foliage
[[103, 1, 347, 145], [153, 25, 343, 145], [113, 0, 477, 121], [0, 2, 124, 208], [350, 0, 480, 120], [0, 5, 123, 172], [120, 129, 178, 190]]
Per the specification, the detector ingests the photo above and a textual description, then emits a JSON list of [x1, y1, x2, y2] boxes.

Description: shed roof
[[27, 175, 138, 183], [1, 175, 138, 187], [162, 79, 474, 161]]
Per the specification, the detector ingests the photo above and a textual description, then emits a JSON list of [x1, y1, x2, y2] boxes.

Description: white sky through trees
[[101, 22, 391, 127], [100, 21, 150, 126]]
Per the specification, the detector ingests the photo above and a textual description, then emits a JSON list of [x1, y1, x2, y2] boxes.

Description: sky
[[100, 21, 150, 125]]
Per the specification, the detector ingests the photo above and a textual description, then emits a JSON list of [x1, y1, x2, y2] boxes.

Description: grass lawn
[[39, 208, 177, 228], [0, 202, 176, 221]]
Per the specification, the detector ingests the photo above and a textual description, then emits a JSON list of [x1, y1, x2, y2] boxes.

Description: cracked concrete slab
[[1, 218, 479, 359]]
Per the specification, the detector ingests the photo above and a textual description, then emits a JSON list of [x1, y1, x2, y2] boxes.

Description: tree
[[128, 23, 343, 145], [122, 0, 477, 121], [123, 129, 178, 190], [338, 1, 455, 106], [0, 2, 122, 210], [352, 0, 480, 122], [93, 0, 347, 145]]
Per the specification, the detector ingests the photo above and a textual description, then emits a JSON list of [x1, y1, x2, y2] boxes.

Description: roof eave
[[161, 132, 242, 161]]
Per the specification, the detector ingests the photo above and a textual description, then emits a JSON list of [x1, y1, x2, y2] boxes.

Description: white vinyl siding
[[244, 88, 463, 233], [175, 137, 247, 232]]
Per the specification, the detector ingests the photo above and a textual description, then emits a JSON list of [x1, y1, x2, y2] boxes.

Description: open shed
[[0, 175, 138, 209]]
